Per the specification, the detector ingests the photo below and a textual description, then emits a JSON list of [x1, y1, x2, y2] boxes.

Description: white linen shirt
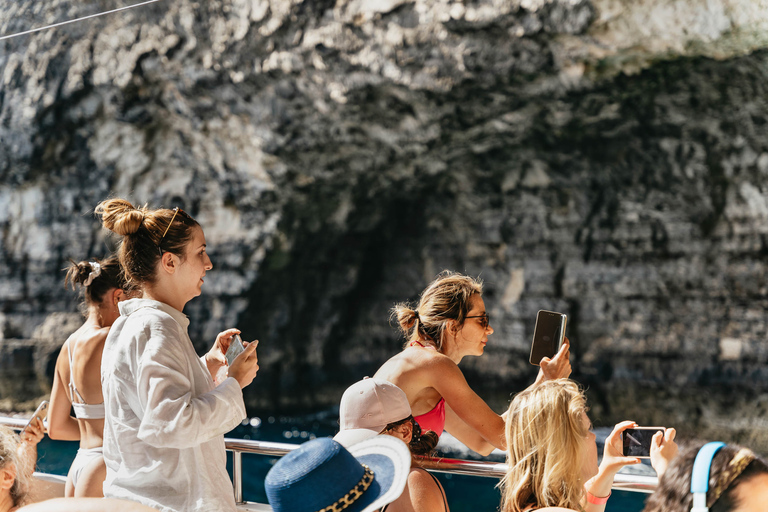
[[101, 298, 246, 512]]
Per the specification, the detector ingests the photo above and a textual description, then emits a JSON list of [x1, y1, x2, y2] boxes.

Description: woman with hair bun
[[48, 255, 129, 498], [374, 271, 571, 455], [95, 198, 260, 512]]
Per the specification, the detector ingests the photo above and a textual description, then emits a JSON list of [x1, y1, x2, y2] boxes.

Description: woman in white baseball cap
[[334, 378, 450, 512]]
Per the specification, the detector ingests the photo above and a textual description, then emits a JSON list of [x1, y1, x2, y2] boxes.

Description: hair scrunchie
[[413, 310, 420, 321], [411, 417, 423, 441], [83, 261, 102, 287]]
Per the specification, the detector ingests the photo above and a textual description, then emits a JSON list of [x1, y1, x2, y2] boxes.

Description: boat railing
[[0, 415, 657, 504], [224, 438, 657, 500]]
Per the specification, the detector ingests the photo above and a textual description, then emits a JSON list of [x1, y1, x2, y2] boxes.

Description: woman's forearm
[[444, 403, 505, 453], [47, 415, 81, 441], [582, 467, 616, 512]]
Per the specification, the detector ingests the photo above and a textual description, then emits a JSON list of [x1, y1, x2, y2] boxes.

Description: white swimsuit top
[[68, 341, 106, 420]]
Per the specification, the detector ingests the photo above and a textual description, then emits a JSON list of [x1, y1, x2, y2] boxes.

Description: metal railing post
[[232, 450, 243, 504]]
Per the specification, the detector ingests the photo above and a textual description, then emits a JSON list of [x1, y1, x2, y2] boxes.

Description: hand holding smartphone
[[225, 334, 245, 366], [622, 427, 665, 458], [529, 310, 567, 366], [24, 400, 48, 434]]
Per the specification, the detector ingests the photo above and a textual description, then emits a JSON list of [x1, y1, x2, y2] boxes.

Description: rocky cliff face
[[3, 0, 768, 451]]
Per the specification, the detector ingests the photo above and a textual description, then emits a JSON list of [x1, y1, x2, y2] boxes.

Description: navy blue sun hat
[[265, 436, 411, 512]]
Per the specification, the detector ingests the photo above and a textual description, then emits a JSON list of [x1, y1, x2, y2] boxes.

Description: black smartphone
[[529, 310, 567, 366], [622, 427, 665, 458], [225, 334, 245, 366], [24, 400, 49, 433]]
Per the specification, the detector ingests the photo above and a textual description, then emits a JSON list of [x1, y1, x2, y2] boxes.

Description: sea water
[[34, 420, 648, 512]]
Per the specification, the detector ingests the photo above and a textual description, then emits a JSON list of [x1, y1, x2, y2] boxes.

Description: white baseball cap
[[334, 377, 412, 448]]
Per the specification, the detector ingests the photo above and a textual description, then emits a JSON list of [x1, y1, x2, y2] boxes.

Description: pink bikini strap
[[408, 340, 437, 351]]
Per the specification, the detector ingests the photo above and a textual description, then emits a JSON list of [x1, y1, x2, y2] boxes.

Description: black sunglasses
[[466, 312, 490, 330]]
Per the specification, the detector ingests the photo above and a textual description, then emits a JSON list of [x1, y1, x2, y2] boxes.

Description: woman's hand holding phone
[[649, 428, 678, 478], [20, 416, 45, 446], [21, 401, 47, 443], [17, 412, 45, 479], [228, 340, 259, 389], [602, 421, 643, 471], [205, 328, 241, 379], [585, 421, 642, 503], [535, 337, 572, 384]]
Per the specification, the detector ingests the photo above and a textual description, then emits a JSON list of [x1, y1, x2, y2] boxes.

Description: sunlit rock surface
[[2, 0, 768, 451]]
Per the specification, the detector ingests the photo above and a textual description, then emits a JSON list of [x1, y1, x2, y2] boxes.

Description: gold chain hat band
[[316, 465, 375, 512]]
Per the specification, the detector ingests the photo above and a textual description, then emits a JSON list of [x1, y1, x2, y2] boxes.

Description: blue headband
[[690, 442, 726, 512]]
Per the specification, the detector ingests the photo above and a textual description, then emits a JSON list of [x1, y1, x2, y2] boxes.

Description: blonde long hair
[[0, 426, 28, 507], [500, 379, 588, 512]]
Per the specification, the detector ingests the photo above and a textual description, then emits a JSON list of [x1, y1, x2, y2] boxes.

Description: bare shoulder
[[408, 467, 440, 487], [76, 325, 110, 351], [422, 349, 456, 367], [58, 337, 71, 355], [407, 468, 446, 508], [375, 347, 457, 386], [402, 345, 455, 369], [88, 324, 111, 342], [414, 349, 461, 379], [54, 338, 71, 372]]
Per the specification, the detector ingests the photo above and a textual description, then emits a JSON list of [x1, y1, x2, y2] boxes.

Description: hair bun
[[75, 261, 93, 284], [410, 429, 439, 456], [95, 199, 146, 236], [65, 261, 93, 288], [393, 304, 418, 332]]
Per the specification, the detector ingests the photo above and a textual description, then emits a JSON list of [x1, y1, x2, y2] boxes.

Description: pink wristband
[[586, 490, 611, 505]]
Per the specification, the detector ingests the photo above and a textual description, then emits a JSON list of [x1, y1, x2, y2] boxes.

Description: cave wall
[[2, 0, 768, 450]]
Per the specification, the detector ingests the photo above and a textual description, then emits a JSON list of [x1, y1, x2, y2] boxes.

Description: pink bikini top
[[409, 340, 446, 436], [414, 398, 446, 437]]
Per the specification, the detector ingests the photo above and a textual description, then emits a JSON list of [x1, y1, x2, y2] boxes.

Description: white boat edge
[[27, 472, 274, 511]]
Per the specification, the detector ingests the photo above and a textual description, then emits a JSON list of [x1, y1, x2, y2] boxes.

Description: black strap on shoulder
[[426, 471, 448, 511]]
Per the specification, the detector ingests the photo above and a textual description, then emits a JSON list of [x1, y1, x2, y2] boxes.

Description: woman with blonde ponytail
[[48, 255, 129, 498], [95, 199, 261, 512], [374, 271, 571, 456]]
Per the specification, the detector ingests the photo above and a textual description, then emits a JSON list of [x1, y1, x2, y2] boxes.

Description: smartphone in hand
[[529, 310, 567, 366], [622, 427, 665, 458], [24, 400, 49, 433], [225, 334, 245, 366]]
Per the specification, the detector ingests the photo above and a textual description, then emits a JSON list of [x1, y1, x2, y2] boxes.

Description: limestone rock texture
[[3, 0, 768, 450]]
